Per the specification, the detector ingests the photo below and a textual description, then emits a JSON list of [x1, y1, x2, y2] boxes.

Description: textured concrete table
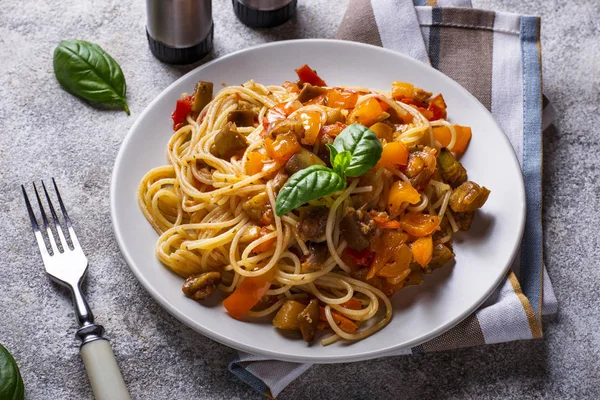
[[1, 0, 598, 398]]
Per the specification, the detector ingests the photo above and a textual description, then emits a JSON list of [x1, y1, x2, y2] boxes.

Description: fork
[[22, 179, 130, 400]]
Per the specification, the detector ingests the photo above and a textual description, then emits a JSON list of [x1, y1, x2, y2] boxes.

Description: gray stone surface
[[0, 0, 598, 398]]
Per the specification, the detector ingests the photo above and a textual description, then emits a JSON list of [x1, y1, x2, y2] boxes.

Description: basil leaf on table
[[275, 165, 346, 216], [53, 40, 130, 115], [0, 344, 25, 400], [331, 124, 382, 177]]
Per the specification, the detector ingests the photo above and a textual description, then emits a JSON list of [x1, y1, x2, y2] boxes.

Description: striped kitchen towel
[[229, 0, 557, 397]]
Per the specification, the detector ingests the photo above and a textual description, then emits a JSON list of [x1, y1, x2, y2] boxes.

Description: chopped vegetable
[[297, 83, 327, 103], [319, 307, 358, 334], [449, 181, 491, 212], [368, 230, 409, 279], [172, 97, 193, 130], [298, 299, 320, 342], [326, 88, 358, 109], [405, 147, 437, 191], [324, 107, 345, 124], [411, 236, 433, 267], [299, 111, 322, 145], [399, 212, 440, 237], [298, 207, 329, 242], [320, 122, 346, 137], [378, 141, 409, 168], [347, 98, 383, 127], [272, 300, 306, 330], [295, 64, 327, 86], [242, 192, 273, 226], [427, 94, 447, 121], [301, 242, 328, 272], [192, 81, 213, 112], [340, 209, 373, 251], [211, 122, 249, 159], [454, 211, 475, 231], [282, 80, 300, 93], [284, 148, 326, 175], [391, 81, 414, 100], [223, 270, 275, 319], [372, 215, 401, 229], [252, 227, 276, 253], [246, 152, 268, 175], [376, 244, 412, 279], [432, 125, 472, 154], [437, 148, 467, 187], [265, 132, 301, 163], [227, 110, 255, 127], [387, 180, 421, 216], [182, 271, 221, 300], [341, 298, 363, 310], [428, 243, 455, 271], [267, 100, 302, 123], [343, 247, 374, 268], [369, 122, 394, 142]]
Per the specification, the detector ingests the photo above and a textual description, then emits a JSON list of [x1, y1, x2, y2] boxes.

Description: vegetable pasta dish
[[138, 64, 490, 345]]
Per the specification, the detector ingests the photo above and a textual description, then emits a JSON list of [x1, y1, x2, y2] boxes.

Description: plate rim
[[110, 38, 526, 363]]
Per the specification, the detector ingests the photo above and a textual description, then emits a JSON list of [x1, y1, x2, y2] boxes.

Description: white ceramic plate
[[111, 39, 525, 363]]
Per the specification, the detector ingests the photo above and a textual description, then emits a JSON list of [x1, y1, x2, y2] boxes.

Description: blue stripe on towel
[[428, 7, 443, 69], [519, 15, 543, 320], [229, 358, 271, 397]]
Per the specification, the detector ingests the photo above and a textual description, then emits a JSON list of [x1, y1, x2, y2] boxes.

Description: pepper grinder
[[232, 0, 297, 28], [146, 0, 214, 64]]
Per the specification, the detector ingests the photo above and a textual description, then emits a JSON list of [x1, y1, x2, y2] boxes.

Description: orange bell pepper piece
[[411, 236, 433, 267], [319, 307, 358, 334], [391, 82, 414, 100], [282, 80, 300, 93], [223, 268, 277, 319], [348, 98, 383, 127], [326, 88, 358, 109], [378, 141, 409, 168], [299, 111, 322, 145], [387, 180, 421, 216], [246, 152, 268, 175], [265, 132, 301, 163], [399, 212, 440, 237], [432, 125, 472, 154], [252, 227, 276, 253]]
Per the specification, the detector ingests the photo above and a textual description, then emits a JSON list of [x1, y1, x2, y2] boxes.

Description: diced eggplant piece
[[211, 122, 248, 160], [297, 299, 320, 342], [191, 81, 213, 112], [301, 243, 328, 272], [297, 83, 327, 103], [316, 133, 334, 166], [272, 300, 306, 331], [427, 243, 455, 271], [405, 147, 437, 191], [454, 211, 475, 231], [438, 148, 467, 188], [449, 181, 490, 213], [324, 107, 345, 124], [298, 207, 329, 242], [412, 87, 432, 104], [340, 210, 372, 251], [272, 169, 289, 193], [242, 192, 273, 226], [227, 110, 255, 127], [284, 148, 326, 175]]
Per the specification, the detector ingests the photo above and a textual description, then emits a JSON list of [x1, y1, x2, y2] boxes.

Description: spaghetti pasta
[[138, 65, 489, 345]]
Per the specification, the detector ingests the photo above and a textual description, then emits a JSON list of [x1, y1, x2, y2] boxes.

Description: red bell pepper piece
[[171, 96, 193, 130], [295, 64, 327, 86]]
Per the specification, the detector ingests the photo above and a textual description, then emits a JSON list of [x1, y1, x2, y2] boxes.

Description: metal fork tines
[[22, 179, 96, 330]]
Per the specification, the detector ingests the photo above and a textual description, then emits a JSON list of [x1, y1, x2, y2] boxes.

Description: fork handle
[[80, 338, 131, 400]]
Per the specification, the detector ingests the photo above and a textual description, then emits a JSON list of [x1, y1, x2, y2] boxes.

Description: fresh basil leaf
[[53, 40, 130, 115], [332, 124, 383, 177], [326, 143, 338, 166], [332, 151, 352, 177], [0, 344, 25, 400], [276, 165, 346, 216]]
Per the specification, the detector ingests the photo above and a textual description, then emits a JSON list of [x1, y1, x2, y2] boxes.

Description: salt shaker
[[146, 0, 214, 64], [232, 0, 297, 28]]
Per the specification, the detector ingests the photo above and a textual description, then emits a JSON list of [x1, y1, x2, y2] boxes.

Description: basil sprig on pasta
[[53, 40, 130, 115], [275, 124, 382, 216]]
